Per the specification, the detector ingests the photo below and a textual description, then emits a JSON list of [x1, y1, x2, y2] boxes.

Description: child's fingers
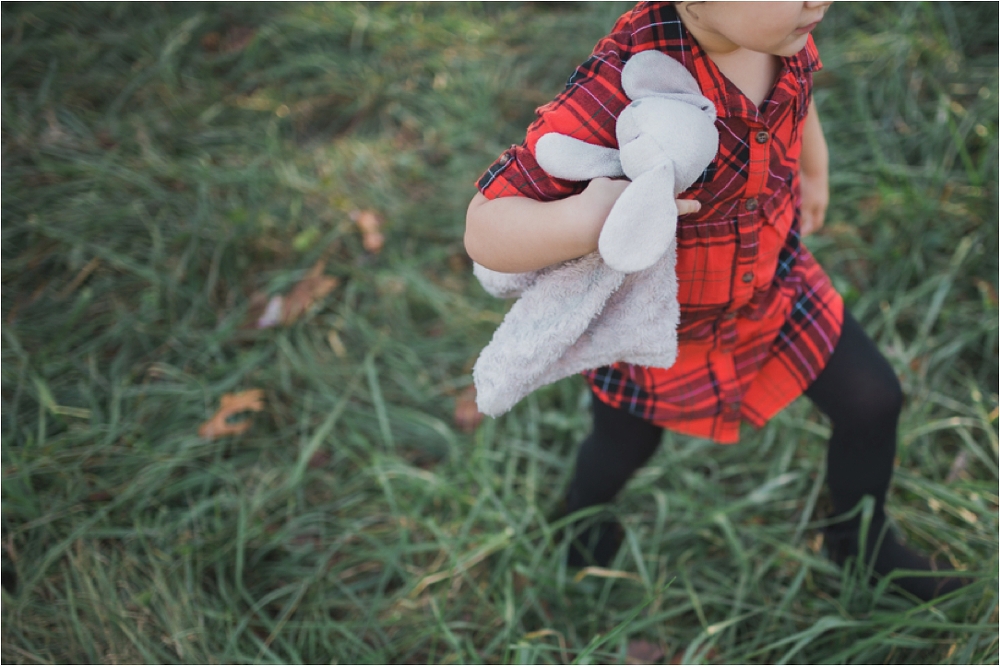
[[676, 198, 701, 216], [800, 204, 826, 236]]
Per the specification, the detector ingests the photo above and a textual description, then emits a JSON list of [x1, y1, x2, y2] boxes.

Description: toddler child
[[465, 1, 965, 601]]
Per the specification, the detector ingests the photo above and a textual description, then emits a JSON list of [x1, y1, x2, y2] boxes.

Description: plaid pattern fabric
[[477, 2, 843, 444]]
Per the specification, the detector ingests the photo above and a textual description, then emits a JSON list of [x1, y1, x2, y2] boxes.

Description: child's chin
[[780, 34, 812, 56]]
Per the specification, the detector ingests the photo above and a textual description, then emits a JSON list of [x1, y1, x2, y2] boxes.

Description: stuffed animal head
[[535, 50, 719, 273]]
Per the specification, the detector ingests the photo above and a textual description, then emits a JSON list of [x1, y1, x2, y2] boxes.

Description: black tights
[[565, 311, 962, 599]]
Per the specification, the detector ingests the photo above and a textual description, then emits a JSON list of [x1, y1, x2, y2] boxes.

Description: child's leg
[[563, 397, 664, 566], [804, 311, 965, 600], [567, 397, 664, 512]]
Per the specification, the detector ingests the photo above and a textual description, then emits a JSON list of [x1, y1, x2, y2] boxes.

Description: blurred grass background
[[1, 2, 997, 664]]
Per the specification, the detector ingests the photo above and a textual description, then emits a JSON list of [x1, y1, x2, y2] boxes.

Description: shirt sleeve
[[476, 10, 638, 202]]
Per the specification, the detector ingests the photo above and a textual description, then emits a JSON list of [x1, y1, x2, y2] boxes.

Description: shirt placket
[[712, 122, 771, 429]]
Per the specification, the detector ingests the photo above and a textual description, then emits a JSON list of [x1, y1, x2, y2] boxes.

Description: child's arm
[[465, 178, 626, 273], [799, 98, 829, 237], [466, 181, 701, 274]]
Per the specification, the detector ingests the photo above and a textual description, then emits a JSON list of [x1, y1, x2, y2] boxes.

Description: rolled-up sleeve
[[476, 11, 638, 201]]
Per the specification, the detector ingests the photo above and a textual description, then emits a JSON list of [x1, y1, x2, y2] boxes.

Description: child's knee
[[844, 368, 903, 430]]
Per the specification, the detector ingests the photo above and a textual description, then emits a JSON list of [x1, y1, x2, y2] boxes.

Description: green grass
[[2, 2, 997, 663]]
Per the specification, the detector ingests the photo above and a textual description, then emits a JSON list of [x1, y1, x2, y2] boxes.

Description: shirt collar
[[677, 19, 815, 123]]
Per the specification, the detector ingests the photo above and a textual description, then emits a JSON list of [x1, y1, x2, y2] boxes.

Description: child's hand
[[799, 169, 828, 236], [580, 177, 701, 230], [677, 198, 702, 216]]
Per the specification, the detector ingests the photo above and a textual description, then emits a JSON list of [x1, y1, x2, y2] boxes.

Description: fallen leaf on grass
[[308, 450, 332, 469], [454, 385, 483, 433], [627, 639, 665, 665], [350, 209, 385, 254], [201, 31, 221, 52], [222, 26, 256, 53], [281, 260, 338, 325], [254, 260, 339, 329], [96, 130, 117, 150], [198, 389, 264, 439], [202, 26, 256, 54]]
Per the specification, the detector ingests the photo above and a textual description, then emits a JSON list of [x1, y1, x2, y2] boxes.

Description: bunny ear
[[598, 162, 679, 274], [622, 50, 702, 99], [535, 133, 624, 181]]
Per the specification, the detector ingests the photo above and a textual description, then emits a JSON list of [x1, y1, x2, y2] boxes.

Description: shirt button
[[745, 198, 758, 212], [755, 130, 770, 144], [727, 402, 741, 413], [723, 312, 736, 320], [741, 271, 754, 283]]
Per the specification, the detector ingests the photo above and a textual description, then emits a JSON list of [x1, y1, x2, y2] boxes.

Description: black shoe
[[551, 500, 624, 568], [566, 515, 624, 568], [824, 518, 968, 601]]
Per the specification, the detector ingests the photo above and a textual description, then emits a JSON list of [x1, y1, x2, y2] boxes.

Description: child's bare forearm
[[464, 193, 599, 273], [465, 179, 625, 273], [466, 179, 701, 273], [799, 99, 830, 236], [800, 99, 828, 178]]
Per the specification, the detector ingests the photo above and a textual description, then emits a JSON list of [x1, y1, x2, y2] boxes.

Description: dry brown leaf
[[626, 639, 665, 665], [203, 26, 255, 54], [198, 389, 265, 440], [201, 31, 221, 52], [247, 262, 338, 330], [454, 385, 484, 433], [281, 260, 339, 325], [241, 291, 270, 330], [222, 26, 256, 53], [308, 450, 332, 469], [351, 209, 385, 254], [96, 130, 118, 150]]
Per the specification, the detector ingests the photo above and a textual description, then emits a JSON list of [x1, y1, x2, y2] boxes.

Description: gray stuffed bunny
[[473, 50, 719, 416]]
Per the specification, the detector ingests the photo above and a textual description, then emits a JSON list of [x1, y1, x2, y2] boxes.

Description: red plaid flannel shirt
[[477, 2, 843, 443]]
